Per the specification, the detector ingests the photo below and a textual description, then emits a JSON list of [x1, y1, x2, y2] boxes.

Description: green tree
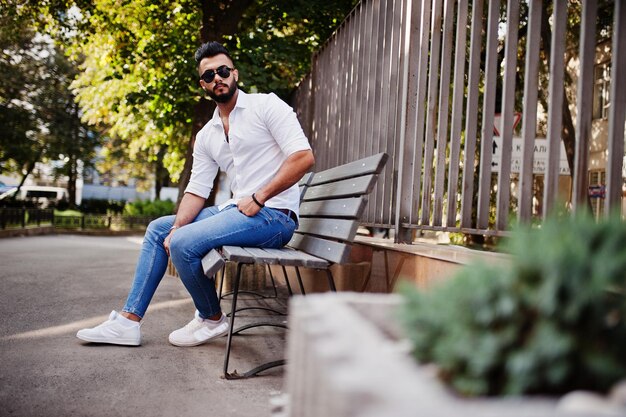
[[0, 12, 99, 206]]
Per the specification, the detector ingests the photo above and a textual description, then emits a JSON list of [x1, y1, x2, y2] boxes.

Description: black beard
[[208, 83, 237, 103]]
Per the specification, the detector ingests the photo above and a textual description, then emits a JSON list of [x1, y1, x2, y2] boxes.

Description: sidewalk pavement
[[0, 234, 285, 417]]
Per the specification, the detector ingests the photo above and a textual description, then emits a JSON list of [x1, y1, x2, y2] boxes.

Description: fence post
[[108, 216, 112, 229], [81, 215, 85, 230], [21, 209, 26, 228]]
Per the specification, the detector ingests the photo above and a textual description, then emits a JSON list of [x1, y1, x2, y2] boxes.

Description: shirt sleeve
[[184, 129, 219, 199], [262, 93, 312, 156]]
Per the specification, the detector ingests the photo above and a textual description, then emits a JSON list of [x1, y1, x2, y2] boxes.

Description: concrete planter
[[277, 293, 625, 417]]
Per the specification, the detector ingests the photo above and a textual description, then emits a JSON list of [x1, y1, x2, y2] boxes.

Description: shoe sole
[[168, 328, 229, 347], [76, 333, 141, 346]]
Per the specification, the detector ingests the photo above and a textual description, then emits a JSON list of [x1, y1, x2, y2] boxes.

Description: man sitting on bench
[[77, 41, 314, 347]]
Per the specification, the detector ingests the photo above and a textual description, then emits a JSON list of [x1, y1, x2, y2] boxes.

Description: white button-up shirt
[[184, 90, 311, 215]]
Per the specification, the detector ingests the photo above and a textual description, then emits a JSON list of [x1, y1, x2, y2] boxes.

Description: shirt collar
[[209, 89, 249, 127]]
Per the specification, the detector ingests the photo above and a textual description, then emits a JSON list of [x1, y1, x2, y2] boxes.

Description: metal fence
[[0, 208, 155, 231], [0, 208, 54, 229], [292, 0, 626, 242]]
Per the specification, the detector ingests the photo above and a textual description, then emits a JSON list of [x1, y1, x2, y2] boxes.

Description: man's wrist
[[169, 225, 179, 233], [251, 193, 265, 208]]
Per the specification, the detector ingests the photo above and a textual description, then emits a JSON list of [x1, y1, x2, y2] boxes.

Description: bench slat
[[288, 233, 351, 264], [303, 174, 378, 201], [240, 247, 281, 264], [298, 172, 314, 187], [297, 218, 359, 241], [201, 249, 225, 277], [222, 246, 258, 263], [299, 197, 366, 218], [262, 248, 330, 268], [298, 172, 314, 200], [309, 153, 388, 186]]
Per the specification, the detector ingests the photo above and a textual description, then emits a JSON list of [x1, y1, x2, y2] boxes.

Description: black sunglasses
[[200, 65, 234, 83]]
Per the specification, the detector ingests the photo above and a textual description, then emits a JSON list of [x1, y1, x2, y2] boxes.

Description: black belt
[[273, 208, 298, 223]]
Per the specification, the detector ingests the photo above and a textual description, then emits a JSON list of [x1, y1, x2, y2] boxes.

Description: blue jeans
[[122, 205, 296, 319]]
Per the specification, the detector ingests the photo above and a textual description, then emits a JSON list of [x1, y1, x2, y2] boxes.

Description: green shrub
[[399, 212, 626, 397], [123, 199, 175, 217], [79, 199, 126, 214]]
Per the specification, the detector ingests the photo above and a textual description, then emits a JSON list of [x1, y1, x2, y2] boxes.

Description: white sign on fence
[[491, 137, 571, 175]]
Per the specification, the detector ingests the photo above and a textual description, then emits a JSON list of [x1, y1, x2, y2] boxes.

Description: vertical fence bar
[[605, 0, 626, 215], [335, 25, 347, 166], [476, 0, 500, 230], [364, 0, 382, 172], [446, 0, 469, 228], [518, 0, 543, 222], [396, 0, 423, 241], [352, 2, 366, 162], [328, 34, 339, 168], [572, 0, 597, 212], [410, 0, 433, 226], [460, 0, 484, 229], [432, 0, 456, 226], [420, 0, 444, 225], [543, 0, 567, 218], [366, 0, 388, 223], [359, 1, 374, 160], [375, 0, 398, 225], [495, 0, 520, 230], [336, 17, 354, 164], [386, 0, 407, 225], [346, 6, 358, 165]]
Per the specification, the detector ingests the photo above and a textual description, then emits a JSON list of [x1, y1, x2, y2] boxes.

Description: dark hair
[[194, 42, 233, 66]]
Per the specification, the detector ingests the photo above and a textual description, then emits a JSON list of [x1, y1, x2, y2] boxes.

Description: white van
[[0, 185, 69, 208]]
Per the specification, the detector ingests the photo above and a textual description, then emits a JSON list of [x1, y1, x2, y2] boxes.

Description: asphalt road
[[0, 234, 284, 417]]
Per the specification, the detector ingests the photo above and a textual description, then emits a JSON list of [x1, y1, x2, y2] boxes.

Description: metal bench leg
[[266, 265, 279, 298], [294, 266, 306, 295], [223, 262, 286, 379], [325, 269, 337, 292], [224, 262, 243, 379], [217, 264, 226, 300], [281, 266, 294, 296]]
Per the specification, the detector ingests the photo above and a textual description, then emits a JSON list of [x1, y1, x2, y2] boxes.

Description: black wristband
[[251, 193, 265, 208]]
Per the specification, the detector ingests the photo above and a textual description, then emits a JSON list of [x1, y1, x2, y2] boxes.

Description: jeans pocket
[[259, 232, 283, 248]]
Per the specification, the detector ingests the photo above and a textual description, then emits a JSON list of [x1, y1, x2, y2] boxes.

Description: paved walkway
[[0, 234, 284, 417]]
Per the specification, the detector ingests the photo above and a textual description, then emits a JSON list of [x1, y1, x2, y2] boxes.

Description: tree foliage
[[0, 8, 99, 206], [225, 0, 357, 99], [68, 0, 201, 184]]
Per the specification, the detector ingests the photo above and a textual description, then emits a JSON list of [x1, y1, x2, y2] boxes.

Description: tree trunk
[[155, 147, 168, 201], [175, 0, 254, 211], [540, 3, 576, 175], [13, 146, 44, 202], [67, 155, 77, 208], [540, 3, 593, 212]]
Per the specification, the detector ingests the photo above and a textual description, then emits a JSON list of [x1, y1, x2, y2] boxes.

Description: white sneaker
[[76, 311, 141, 346], [168, 311, 229, 347]]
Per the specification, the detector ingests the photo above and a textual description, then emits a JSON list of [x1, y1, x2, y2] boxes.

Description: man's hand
[[164, 230, 174, 256], [237, 195, 263, 216]]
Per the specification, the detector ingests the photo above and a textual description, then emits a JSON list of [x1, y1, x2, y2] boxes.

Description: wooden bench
[[201, 152, 388, 379]]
